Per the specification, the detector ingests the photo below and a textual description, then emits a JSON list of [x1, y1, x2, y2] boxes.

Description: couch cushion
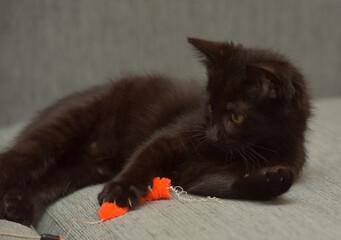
[[1, 98, 341, 239], [0, 220, 39, 238]]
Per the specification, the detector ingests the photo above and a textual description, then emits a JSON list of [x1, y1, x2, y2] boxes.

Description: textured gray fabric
[[0, 220, 38, 239], [1, 0, 341, 126], [0, 98, 340, 239]]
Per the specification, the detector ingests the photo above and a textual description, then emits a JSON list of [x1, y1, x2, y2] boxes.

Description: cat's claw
[[98, 180, 149, 208], [148, 185, 153, 193], [128, 198, 133, 207]]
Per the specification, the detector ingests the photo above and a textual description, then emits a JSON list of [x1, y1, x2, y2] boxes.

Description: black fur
[[0, 38, 311, 226]]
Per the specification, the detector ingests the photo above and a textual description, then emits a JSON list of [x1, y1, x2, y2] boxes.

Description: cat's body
[[0, 38, 311, 226]]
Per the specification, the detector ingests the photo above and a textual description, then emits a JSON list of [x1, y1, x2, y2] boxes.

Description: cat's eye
[[231, 113, 244, 124], [207, 104, 213, 113]]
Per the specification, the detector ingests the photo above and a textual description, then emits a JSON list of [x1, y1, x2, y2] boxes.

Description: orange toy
[[98, 177, 171, 221]]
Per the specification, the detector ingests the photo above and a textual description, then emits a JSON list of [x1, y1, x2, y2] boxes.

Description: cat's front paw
[[0, 188, 34, 226], [232, 167, 293, 200], [98, 179, 151, 208]]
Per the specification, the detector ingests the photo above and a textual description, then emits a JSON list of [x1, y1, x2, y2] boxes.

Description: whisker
[[248, 147, 271, 167], [237, 147, 249, 173], [245, 142, 279, 154], [243, 147, 262, 171], [241, 145, 256, 174]]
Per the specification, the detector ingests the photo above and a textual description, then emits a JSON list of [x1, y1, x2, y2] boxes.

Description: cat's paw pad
[[1, 189, 34, 226], [234, 167, 293, 200], [98, 180, 149, 208]]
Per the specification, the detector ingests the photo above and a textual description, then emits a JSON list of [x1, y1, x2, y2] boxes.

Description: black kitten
[[0, 38, 311, 226]]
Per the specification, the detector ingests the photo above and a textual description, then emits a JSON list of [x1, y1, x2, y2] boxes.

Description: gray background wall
[[0, 0, 340, 127]]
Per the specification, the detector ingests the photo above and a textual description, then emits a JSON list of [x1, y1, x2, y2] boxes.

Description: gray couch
[[1, 1, 340, 239]]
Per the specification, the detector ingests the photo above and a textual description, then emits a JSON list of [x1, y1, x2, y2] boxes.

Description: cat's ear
[[187, 38, 224, 67], [246, 63, 295, 101]]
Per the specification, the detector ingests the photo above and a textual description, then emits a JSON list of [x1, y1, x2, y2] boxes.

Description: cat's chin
[[205, 133, 241, 150], [207, 139, 237, 151]]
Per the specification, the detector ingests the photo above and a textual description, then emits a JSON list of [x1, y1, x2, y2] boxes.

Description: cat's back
[[17, 75, 203, 144], [103, 75, 205, 133], [107, 75, 204, 111], [16, 75, 204, 161], [93, 75, 205, 154]]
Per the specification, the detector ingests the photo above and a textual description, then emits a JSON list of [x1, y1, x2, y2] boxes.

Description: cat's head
[[188, 38, 310, 149]]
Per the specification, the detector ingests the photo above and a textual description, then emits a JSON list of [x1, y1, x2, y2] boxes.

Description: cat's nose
[[206, 126, 223, 143]]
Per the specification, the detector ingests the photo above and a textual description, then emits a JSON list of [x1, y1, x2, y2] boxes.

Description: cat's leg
[[33, 160, 117, 204], [0, 160, 115, 226], [98, 131, 186, 208], [185, 164, 294, 200], [0, 96, 99, 194], [0, 100, 101, 224], [230, 166, 293, 200], [0, 188, 34, 226]]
